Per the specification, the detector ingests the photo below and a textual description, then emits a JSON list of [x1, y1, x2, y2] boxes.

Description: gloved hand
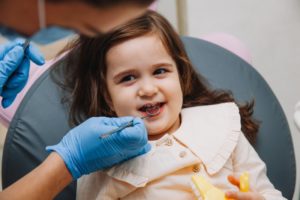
[[0, 39, 45, 108], [46, 116, 151, 179]]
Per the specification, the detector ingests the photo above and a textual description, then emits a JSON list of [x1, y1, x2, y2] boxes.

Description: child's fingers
[[225, 191, 264, 200], [227, 175, 240, 188], [226, 191, 250, 200]]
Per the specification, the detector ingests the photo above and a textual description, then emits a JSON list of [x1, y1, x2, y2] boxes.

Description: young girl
[[59, 11, 285, 200]]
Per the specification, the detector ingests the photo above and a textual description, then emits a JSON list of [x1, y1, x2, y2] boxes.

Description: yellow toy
[[191, 172, 249, 200], [239, 172, 250, 192]]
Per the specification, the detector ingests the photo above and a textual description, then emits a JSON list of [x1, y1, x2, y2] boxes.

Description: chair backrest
[[2, 36, 295, 199]]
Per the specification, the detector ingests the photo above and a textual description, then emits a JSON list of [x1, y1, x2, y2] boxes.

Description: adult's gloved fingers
[[0, 39, 23, 59], [1, 95, 17, 108], [100, 116, 134, 127], [122, 143, 151, 163], [0, 44, 13, 59], [0, 38, 45, 65], [97, 124, 125, 138], [74, 117, 128, 140], [137, 143, 151, 155], [0, 46, 24, 75], [43, 116, 151, 179], [1, 83, 24, 98], [117, 118, 148, 147], [4, 58, 29, 89], [132, 117, 144, 126], [1, 57, 29, 99], [26, 44, 45, 65]]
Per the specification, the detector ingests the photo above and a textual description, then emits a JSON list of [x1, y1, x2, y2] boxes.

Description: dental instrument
[[99, 115, 151, 139], [99, 105, 160, 139], [22, 39, 30, 52]]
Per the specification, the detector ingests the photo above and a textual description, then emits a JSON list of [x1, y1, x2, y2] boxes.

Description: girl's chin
[[147, 132, 165, 140], [147, 128, 163, 136], [146, 126, 168, 139], [145, 117, 171, 135]]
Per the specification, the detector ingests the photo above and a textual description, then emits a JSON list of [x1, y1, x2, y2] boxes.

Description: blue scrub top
[[0, 25, 75, 44]]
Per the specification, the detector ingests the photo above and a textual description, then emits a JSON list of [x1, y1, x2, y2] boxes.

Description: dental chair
[[2, 36, 296, 199]]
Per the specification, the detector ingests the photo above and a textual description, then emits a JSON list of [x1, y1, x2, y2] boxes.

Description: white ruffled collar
[[173, 102, 241, 175], [104, 102, 242, 186]]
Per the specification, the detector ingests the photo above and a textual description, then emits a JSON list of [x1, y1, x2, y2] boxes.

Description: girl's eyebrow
[[152, 62, 174, 68]]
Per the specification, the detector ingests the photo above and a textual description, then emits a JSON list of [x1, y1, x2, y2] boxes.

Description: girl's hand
[[225, 175, 265, 200]]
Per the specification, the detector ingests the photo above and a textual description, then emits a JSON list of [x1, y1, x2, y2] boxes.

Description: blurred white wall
[[156, 0, 178, 31], [158, 0, 300, 199]]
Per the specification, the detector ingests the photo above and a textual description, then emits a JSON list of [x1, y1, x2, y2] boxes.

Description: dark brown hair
[[47, 0, 155, 7], [59, 10, 259, 143]]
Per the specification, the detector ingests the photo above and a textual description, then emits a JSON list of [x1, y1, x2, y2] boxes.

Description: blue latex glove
[[46, 116, 151, 179], [0, 39, 45, 108]]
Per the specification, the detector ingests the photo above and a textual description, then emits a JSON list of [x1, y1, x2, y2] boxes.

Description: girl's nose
[[137, 81, 158, 97]]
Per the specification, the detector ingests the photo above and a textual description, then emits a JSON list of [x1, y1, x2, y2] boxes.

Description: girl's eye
[[120, 75, 135, 83], [154, 68, 167, 75]]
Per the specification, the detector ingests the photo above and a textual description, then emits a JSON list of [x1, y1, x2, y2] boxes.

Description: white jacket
[[77, 102, 285, 200]]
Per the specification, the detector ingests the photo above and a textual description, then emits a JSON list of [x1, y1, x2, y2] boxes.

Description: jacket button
[[179, 151, 187, 158], [165, 138, 173, 146], [192, 164, 201, 173]]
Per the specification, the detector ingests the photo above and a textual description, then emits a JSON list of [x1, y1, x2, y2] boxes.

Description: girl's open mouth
[[139, 102, 164, 117]]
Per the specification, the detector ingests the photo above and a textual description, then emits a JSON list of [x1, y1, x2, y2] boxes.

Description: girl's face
[[106, 34, 183, 139]]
